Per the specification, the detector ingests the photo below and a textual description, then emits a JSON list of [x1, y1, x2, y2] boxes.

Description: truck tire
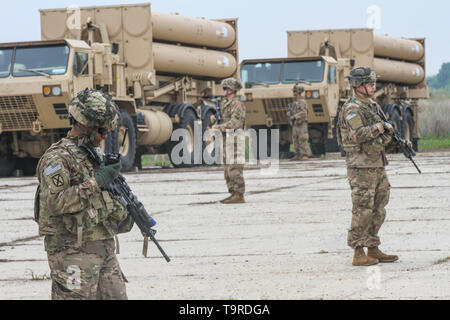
[[0, 153, 17, 177], [15, 157, 39, 176], [309, 124, 326, 157], [326, 117, 340, 153], [167, 108, 197, 168], [389, 107, 402, 135], [110, 110, 137, 172], [402, 109, 417, 151]]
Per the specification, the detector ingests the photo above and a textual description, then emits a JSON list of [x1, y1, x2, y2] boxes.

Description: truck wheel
[[0, 153, 17, 177], [389, 107, 402, 135], [16, 157, 39, 176], [403, 109, 416, 150], [111, 110, 136, 172], [309, 124, 326, 157], [168, 108, 196, 168]]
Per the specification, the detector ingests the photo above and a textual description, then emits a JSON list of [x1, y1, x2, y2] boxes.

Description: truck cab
[[240, 56, 342, 157]]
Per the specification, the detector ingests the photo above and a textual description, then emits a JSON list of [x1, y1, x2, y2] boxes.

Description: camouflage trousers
[[46, 238, 128, 300], [292, 122, 310, 157], [223, 137, 245, 195], [346, 167, 390, 249]]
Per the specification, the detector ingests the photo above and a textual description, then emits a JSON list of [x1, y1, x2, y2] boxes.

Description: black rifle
[[287, 103, 295, 127], [376, 106, 421, 174], [80, 138, 171, 262]]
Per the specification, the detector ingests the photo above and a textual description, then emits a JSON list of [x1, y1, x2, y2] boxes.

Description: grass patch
[[433, 256, 450, 265], [141, 155, 172, 167], [26, 269, 50, 281], [418, 135, 450, 151]]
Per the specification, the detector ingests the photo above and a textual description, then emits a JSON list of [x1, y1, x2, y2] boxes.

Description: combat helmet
[[69, 89, 120, 132], [347, 67, 378, 87], [293, 85, 305, 94], [221, 77, 242, 91]]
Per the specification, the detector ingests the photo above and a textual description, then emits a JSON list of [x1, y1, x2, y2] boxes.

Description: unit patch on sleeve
[[44, 162, 69, 193], [346, 112, 364, 130]]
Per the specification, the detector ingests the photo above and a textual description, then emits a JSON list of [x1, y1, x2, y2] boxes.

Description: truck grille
[[0, 95, 39, 131], [263, 98, 294, 125]]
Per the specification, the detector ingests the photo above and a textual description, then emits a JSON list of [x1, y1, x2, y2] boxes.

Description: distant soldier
[[35, 89, 135, 299], [337, 67, 398, 266], [288, 85, 310, 161], [213, 78, 246, 204]]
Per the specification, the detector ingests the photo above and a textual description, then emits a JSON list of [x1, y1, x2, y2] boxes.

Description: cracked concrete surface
[[0, 152, 449, 300]]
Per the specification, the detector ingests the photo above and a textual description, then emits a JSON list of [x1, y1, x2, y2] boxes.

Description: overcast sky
[[1, 0, 448, 76]]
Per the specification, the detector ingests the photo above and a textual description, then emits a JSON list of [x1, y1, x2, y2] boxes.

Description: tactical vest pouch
[[361, 137, 384, 155]]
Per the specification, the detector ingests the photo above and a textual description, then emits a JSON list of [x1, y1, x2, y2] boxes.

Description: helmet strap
[[89, 129, 98, 144], [74, 122, 89, 135]]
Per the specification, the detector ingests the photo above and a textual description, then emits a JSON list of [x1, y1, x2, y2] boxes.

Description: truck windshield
[[282, 60, 325, 83], [11, 44, 70, 77], [0, 48, 14, 78], [241, 62, 282, 85]]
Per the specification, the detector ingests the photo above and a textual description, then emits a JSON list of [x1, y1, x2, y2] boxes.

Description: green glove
[[94, 162, 122, 187]]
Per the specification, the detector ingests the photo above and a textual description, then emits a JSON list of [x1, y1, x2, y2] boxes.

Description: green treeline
[[427, 62, 450, 93]]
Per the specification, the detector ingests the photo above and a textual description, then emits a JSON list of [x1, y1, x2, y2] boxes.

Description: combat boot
[[220, 194, 233, 203], [352, 247, 379, 266], [221, 193, 245, 204], [290, 154, 301, 161], [300, 156, 309, 161], [367, 247, 399, 263]]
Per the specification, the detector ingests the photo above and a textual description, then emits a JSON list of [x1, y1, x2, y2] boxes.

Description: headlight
[[43, 86, 52, 96], [312, 91, 320, 99], [43, 85, 62, 97], [52, 86, 62, 96]]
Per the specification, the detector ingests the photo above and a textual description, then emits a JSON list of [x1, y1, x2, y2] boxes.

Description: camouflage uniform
[[35, 90, 134, 299], [337, 94, 394, 249], [217, 96, 246, 196], [290, 98, 309, 159]]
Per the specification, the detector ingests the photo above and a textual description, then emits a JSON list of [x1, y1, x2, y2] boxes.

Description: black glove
[[94, 161, 122, 187]]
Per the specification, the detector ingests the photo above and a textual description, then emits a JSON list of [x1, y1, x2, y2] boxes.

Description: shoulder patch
[[346, 112, 364, 130], [43, 162, 69, 193], [44, 163, 62, 176]]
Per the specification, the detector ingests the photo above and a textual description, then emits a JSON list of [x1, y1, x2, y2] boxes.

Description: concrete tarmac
[[0, 151, 449, 300]]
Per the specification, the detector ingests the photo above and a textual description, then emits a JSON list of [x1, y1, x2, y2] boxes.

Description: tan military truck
[[0, 3, 238, 176], [241, 28, 428, 157]]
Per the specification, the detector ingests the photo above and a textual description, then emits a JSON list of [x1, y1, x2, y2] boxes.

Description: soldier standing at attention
[[288, 85, 309, 161], [213, 78, 246, 204], [337, 67, 399, 266], [35, 89, 135, 299]]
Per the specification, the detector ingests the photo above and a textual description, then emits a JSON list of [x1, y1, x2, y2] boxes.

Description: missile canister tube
[[374, 34, 424, 62], [152, 42, 237, 78], [136, 109, 173, 146], [374, 58, 425, 85], [152, 11, 236, 49]]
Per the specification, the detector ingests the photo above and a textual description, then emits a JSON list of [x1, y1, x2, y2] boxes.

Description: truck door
[[72, 52, 93, 93]]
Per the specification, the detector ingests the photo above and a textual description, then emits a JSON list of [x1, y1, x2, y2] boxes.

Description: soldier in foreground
[[35, 90, 134, 299], [288, 85, 310, 161], [337, 67, 399, 266], [213, 78, 246, 204]]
